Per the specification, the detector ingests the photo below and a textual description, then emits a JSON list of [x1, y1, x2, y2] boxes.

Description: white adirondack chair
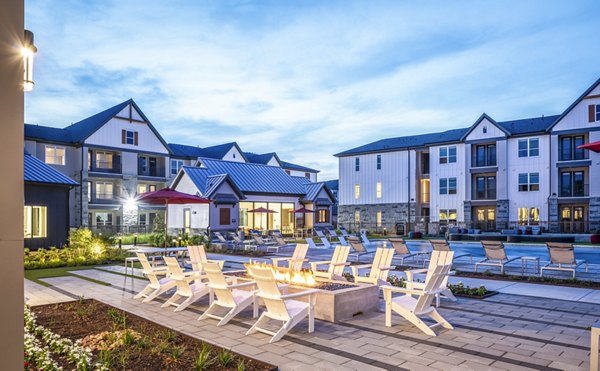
[[187, 245, 224, 274], [161, 257, 210, 312], [134, 252, 177, 303], [246, 265, 319, 343], [382, 263, 454, 336], [351, 247, 395, 286], [199, 262, 258, 326], [405, 251, 456, 307], [310, 245, 350, 281], [272, 243, 309, 272]]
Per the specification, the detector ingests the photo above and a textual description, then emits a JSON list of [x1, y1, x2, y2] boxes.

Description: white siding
[[552, 88, 600, 132], [506, 135, 550, 222], [429, 143, 466, 222], [121, 152, 138, 176], [267, 157, 280, 166], [168, 204, 209, 229], [338, 150, 412, 206], [222, 146, 245, 162], [465, 118, 507, 141], [84, 117, 169, 154]]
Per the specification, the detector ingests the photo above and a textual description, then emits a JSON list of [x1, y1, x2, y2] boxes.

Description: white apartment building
[[25, 99, 321, 234], [335, 78, 600, 234]]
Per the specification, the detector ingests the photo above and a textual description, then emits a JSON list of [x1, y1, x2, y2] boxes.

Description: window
[[24, 206, 47, 238], [420, 179, 430, 203], [170, 159, 184, 175], [305, 172, 310, 179], [439, 146, 457, 164], [518, 173, 539, 192], [285, 170, 291, 175], [95, 182, 114, 199], [376, 211, 382, 227], [219, 208, 231, 225], [474, 144, 496, 167], [126, 130, 135, 145], [597, 105, 600, 122], [483, 126, 487, 134], [560, 170, 586, 197], [589, 104, 600, 122], [474, 175, 496, 199], [518, 138, 539, 157], [95, 151, 113, 169], [439, 209, 457, 223], [137, 184, 147, 194], [95, 212, 112, 226], [518, 207, 540, 225], [45, 145, 66, 165], [317, 209, 329, 223], [439, 178, 457, 195], [559, 135, 586, 161], [355, 184, 360, 199], [184, 208, 191, 232], [355, 157, 360, 171], [87, 182, 91, 202], [149, 184, 156, 192], [354, 209, 360, 225], [376, 154, 381, 170], [376, 182, 382, 198]]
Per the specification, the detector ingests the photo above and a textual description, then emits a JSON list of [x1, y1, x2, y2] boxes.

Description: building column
[[548, 196, 559, 233], [463, 201, 472, 229], [496, 199, 509, 230], [589, 197, 600, 234], [0, 0, 25, 366]]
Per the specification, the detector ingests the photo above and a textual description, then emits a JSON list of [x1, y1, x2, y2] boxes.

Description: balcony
[[558, 184, 589, 198], [89, 161, 122, 174], [138, 156, 166, 178], [89, 192, 119, 204], [472, 189, 496, 200]]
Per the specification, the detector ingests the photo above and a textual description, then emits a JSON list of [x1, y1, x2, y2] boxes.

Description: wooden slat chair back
[[311, 245, 350, 280], [248, 266, 288, 320], [161, 256, 210, 311], [188, 245, 224, 272], [137, 252, 159, 285], [413, 264, 452, 314], [289, 243, 309, 272], [370, 248, 395, 282], [134, 252, 177, 303], [423, 251, 454, 287], [164, 257, 192, 297], [203, 262, 232, 302]]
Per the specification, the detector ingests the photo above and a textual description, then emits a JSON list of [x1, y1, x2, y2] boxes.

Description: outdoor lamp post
[[22, 29, 37, 92], [134, 233, 138, 246]]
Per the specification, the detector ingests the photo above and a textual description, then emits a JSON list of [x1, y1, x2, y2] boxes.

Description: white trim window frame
[[125, 130, 135, 145], [518, 172, 539, 192], [170, 159, 184, 175], [439, 146, 457, 164], [518, 138, 539, 158], [44, 145, 66, 165]]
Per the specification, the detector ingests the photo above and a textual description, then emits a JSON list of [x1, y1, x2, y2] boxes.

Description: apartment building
[[25, 99, 321, 234], [335, 78, 600, 234]]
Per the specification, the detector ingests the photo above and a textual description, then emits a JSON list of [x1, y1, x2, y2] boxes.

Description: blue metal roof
[[182, 158, 308, 195], [497, 115, 560, 135], [204, 174, 245, 199], [280, 160, 319, 173], [67, 100, 131, 142], [168, 143, 208, 158], [301, 181, 336, 202], [24, 151, 78, 186], [245, 152, 278, 165], [324, 179, 338, 191], [25, 124, 74, 144]]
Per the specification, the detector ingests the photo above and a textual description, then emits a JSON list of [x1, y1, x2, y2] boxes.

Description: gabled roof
[[324, 179, 338, 191], [181, 158, 307, 195], [301, 182, 336, 202], [24, 151, 78, 186], [202, 142, 249, 162], [497, 115, 560, 136], [204, 174, 245, 199], [245, 152, 281, 166], [168, 143, 207, 158], [280, 160, 320, 173], [460, 113, 510, 141], [25, 99, 171, 152], [547, 78, 600, 132]]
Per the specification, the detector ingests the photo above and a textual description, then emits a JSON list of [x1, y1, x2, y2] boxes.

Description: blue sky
[[25, 0, 600, 180]]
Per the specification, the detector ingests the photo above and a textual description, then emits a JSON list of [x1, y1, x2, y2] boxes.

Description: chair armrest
[[229, 281, 256, 289], [405, 268, 427, 281], [380, 285, 425, 296], [379, 266, 393, 271], [331, 262, 350, 266], [353, 264, 373, 269], [310, 260, 332, 266], [281, 289, 320, 300]]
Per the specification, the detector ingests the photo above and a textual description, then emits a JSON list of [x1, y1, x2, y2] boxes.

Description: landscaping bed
[[455, 270, 600, 289], [28, 299, 275, 370], [447, 282, 498, 299]]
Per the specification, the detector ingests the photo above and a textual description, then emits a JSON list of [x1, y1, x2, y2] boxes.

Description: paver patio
[[26, 263, 594, 371]]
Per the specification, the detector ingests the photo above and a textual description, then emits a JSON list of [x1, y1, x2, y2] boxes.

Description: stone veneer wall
[[495, 199, 509, 230], [338, 203, 415, 233], [548, 196, 559, 233], [589, 197, 600, 233]]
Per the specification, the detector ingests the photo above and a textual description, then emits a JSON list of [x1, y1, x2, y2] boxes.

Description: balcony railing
[[138, 165, 166, 178], [558, 184, 589, 197], [90, 193, 118, 204], [472, 189, 496, 200], [89, 161, 122, 174]]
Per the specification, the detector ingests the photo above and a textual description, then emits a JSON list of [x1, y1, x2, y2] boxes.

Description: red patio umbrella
[[289, 207, 314, 229], [578, 141, 600, 153], [135, 188, 211, 247]]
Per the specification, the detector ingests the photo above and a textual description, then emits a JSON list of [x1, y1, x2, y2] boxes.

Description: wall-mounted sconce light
[[22, 29, 37, 92]]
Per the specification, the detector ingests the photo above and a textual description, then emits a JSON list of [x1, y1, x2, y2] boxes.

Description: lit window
[[149, 184, 157, 192], [376, 210, 382, 227], [126, 130, 135, 145], [439, 209, 457, 223], [354, 209, 360, 225], [170, 159, 184, 175], [87, 182, 91, 202], [95, 182, 114, 199], [376, 182, 382, 198], [355, 184, 360, 199], [355, 157, 360, 171], [95, 151, 113, 169], [518, 207, 540, 225], [95, 212, 112, 226], [317, 209, 329, 223], [376, 155, 381, 170], [439, 146, 457, 164], [23, 206, 47, 238], [137, 184, 147, 194], [44, 145, 65, 165]]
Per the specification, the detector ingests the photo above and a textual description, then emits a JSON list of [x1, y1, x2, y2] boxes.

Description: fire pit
[[230, 263, 379, 323]]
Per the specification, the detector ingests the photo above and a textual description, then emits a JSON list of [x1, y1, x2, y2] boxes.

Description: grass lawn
[[25, 266, 112, 287]]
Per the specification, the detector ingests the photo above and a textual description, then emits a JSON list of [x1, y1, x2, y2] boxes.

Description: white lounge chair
[[134, 252, 177, 303], [162, 257, 210, 312], [360, 229, 371, 245], [272, 243, 309, 272], [199, 262, 258, 326], [351, 247, 395, 286], [475, 241, 520, 274], [339, 227, 350, 237], [310, 245, 350, 281], [348, 236, 374, 262], [231, 234, 257, 251], [306, 237, 326, 250], [337, 235, 349, 246], [382, 262, 454, 336], [253, 235, 278, 252], [246, 265, 319, 343], [405, 251, 456, 307], [315, 229, 328, 240], [327, 228, 339, 239], [388, 238, 428, 265], [429, 239, 471, 263], [187, 245, 224, 273], [541, 243, 588, 279], [213, 231, 233, 248]]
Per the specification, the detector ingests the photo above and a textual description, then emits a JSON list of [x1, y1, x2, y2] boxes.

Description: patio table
[[520, 256, 540, 275]]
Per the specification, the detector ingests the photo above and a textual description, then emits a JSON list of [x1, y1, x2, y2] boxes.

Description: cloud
[[25, 0, 600, 180]]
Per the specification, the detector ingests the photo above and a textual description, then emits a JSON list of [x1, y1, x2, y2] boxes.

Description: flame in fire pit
[[245, 262, 317, 287]]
